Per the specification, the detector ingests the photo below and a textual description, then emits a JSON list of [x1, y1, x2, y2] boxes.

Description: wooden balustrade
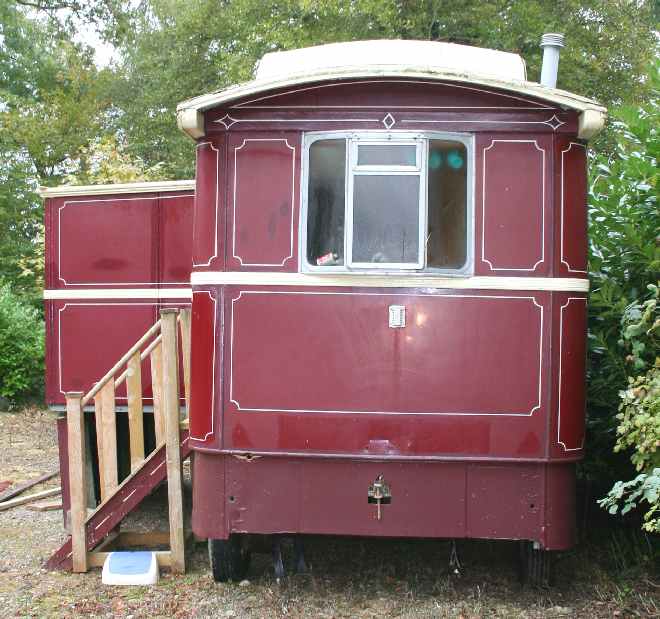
[[64, 308, 191, 574]]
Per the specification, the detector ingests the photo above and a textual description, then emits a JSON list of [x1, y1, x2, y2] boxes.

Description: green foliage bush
[[0, 284, 44, 404], [585, 65, 660, 482], [598, 286, 659, 531], [590, 65, 659, 531]]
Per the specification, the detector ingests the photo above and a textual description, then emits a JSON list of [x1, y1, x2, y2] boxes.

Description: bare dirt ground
[[0, 408, 657, 618]]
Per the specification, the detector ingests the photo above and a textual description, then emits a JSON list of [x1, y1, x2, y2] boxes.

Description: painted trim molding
[[557, 296, 587, 452], [40, 180, 195, 198], [44, 288, 193, 300], [228, 290, 543, 416], [191, 271, 589, 292]]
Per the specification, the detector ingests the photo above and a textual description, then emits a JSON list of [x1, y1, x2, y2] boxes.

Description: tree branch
[[15, 0, 81, 11]]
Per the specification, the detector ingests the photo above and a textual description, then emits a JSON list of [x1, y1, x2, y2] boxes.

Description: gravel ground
[[0, 408, 657, 618]]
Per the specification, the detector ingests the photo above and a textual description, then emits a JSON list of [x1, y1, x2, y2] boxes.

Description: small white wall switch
[[388, 305, 406, 328]]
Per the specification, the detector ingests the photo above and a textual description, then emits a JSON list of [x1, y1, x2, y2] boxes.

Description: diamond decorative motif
[[215, 114, 238, 129], [545, 115, 565, 131], [382, 113, 396, 130]]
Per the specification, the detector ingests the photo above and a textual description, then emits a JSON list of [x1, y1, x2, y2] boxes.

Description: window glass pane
[[427, 140, 468, 269], [352, 175, 420, 264], [307, 139, 346, 266], [357, 144, 417, 167]]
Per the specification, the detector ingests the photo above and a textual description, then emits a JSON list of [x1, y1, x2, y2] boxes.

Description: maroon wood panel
[[553, 295, 587, 453], [556, 140, 588, 276], [544, 463, 576, 549], [192, 455, 576, 549], [205, 79, 578, 136], [476, 136, 551, 275], [44, 188, 194, 407], [56, 194, 158, 287], [221, 287, 550, 459], [46, 190, 193, 289], [224, 458, 466, 538], [228, 79, 555, 110], [466, 464, 542, 540], [226, 134, 299, 270], [191, 452, 226, 539], [193, 140, 225, 269], [45, 299, 191, 406], [229, 290, 541, 413], [53, 301, 156, 401], [189, 289, 218, 444], [159, 192, 195, 283]]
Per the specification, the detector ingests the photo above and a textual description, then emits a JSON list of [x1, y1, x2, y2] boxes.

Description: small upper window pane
[[307, 139, 346, 266], [352, 175, 421, 265], [427, 140, 468, 269], [357, 144, 417, 167]]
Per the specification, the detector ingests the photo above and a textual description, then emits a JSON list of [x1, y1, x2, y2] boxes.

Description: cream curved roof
[[255, 40, 527, 82], [177, 40, 606, 140]]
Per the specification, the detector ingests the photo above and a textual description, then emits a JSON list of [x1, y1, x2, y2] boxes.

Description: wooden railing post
[[160, 308, 185, 574], [98, 381, 118, 499], [66, 392, 87, 573], [150, 342, 164, 445], [127, 351, 145, 472]]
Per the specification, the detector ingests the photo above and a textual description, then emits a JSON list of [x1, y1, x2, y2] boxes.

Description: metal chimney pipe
[[540, 33, 565, 88]]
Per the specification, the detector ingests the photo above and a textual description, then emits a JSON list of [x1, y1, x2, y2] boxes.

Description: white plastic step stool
[[102, 551, 159, 585]]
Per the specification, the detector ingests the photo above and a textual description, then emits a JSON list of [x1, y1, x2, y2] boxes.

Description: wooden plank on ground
[[0, 487, 62, 511], [66, 392, 88, 573], [26, 501, 63, 512], [0, 471, 58, 503], [150, 342, 164, 445], [88, 550, 172, 569], [161, 309, 186, 574], [99, 381, 118, 498], [118, 531, 171, 547], [127, 350, 145, 472]]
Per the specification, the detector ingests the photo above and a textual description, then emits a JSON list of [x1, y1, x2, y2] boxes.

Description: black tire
[[519, 541, 552, 587], [208, 535, 251, 582]]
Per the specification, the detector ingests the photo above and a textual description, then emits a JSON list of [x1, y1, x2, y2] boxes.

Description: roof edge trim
[[39, 180, 196, 198], [176, 67, 607, 141]]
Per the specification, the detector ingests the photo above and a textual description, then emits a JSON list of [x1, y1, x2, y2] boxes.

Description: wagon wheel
[[519, 541, 552, 587], [208, 535, 251, 582]]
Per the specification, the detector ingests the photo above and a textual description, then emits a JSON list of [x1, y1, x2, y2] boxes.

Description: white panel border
[[481, 139, 545, 272], [229, 290, 544, 416], [557, 296, 587, 451], [193, 141, 221, 267], [189, 290, 217, 443], [57, 194, 194, 286], [56, 301, 191, 400], [232, 138, 296, 267], [560, 142, 588, 274]]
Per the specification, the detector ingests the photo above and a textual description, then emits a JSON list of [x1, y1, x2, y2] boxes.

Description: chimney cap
[[541, 33, 565, 48]]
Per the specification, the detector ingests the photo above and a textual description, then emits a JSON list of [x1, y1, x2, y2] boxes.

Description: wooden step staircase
[[46, 308, 192, 573]]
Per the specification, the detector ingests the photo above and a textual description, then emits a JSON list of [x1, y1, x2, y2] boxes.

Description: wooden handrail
[[114, 333, 163, 389], [82, 319, 162, 406]]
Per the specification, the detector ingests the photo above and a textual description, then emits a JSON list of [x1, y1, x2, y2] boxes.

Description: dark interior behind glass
[[306, 139, 346, 266], [427, 140, 468, 269]]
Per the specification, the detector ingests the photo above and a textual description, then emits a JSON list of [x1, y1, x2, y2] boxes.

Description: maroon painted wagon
[[175, 37, 605, 583], [44, 37, 606, 583]]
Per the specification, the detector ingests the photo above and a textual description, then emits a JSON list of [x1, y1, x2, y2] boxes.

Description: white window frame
[[300, 130, 475, 276], [347, 137, 426, 270]]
